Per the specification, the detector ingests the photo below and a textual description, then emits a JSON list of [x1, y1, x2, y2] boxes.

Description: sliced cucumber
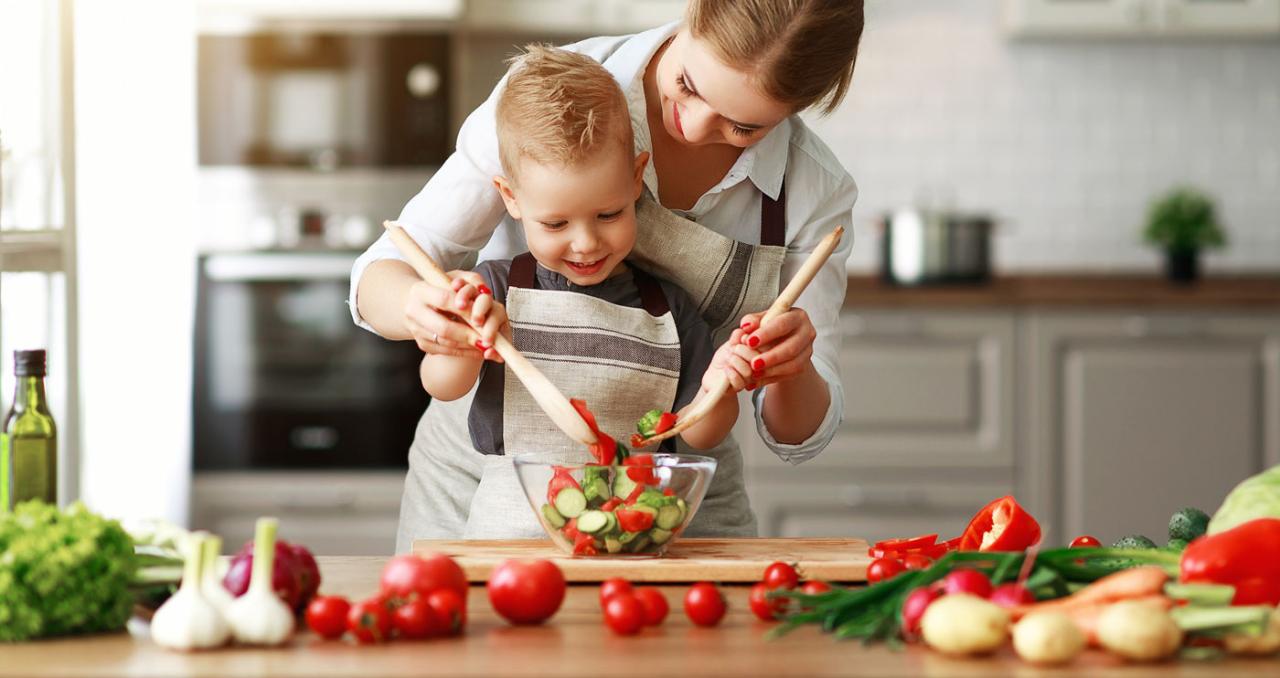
[[541, 503, 566, 529], [601, 511, 619, 535], [629, 534, 652, 553], [553, 487, 587, 519], [650, 527, 673, 545], [577, 509, 608, 534], [583, 476, 611, 505], [605, 536, 623, 554], [618, 530, 639, 545], [612, 472, 638, 501], [676, 498, 688, 523], [655, 504, 682, 530], [632, 504, 659, 518], [635, 489, 669, 509]]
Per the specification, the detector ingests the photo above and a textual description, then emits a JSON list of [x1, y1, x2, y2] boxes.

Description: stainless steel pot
[[879, 209, 994, 286]]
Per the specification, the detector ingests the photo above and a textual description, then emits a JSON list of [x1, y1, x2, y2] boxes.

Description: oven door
[[193, 252, 429, 469]]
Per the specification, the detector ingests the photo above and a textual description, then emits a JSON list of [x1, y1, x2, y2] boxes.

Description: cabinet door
[[464, 0, 599, 32], [597, 0, 687, 33], [752, 312, 1015, 470], [1159, 0, 1280, 34], [1004, 0, 1153, 36], [1024, 313, 1280, 546]]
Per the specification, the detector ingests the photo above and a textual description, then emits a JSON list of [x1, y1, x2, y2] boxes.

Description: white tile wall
[[801, 0, 1280, 273]]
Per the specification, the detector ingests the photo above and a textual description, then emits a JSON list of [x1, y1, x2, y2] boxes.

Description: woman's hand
[[736, 307, 816, 386], [704, 331, 759, 393], [403, 270, 503, 362]]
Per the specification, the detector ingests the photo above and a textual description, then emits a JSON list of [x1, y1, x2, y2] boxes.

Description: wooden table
[[0, 557, 1275, 677]]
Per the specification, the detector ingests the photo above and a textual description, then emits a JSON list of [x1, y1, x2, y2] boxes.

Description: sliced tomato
[[653, 412, 677, 434], [570, 398, 601, 434], [623, 483, 646, 506], [629, 433, 648, 449], [562, 518, 580, 542], [662, 488, 675, 497], [547, 467, 582, 504], [616, 509, 655, 532], [623, 454, 658, 485], [573, 531, 597, 555], [600, 497, 623, 512]]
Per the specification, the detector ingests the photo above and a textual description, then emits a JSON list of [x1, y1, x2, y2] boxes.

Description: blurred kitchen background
[[1, 0, 1277, 553]]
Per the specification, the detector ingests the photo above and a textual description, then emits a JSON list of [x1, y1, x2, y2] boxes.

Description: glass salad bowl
[[513, 453, 717, 557]]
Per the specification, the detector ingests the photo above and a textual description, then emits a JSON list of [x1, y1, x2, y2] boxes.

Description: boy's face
[[495, 145, 649, 286]]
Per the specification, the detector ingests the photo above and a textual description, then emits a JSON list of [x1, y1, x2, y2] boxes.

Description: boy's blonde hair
[[495, 44, 633, 184], [687, 0, 865, 115]]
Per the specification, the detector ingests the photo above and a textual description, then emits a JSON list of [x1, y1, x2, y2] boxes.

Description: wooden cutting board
[[413, 538, 871, 583]]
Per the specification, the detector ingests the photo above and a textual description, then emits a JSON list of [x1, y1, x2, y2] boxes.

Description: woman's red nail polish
[[474, 340, 486, 351], [478, 284, 493, 296], [747, 335, 760, 348], [740, 319, 752, 329], [752, 357, 766, 371], [747, 382, 758, 390]]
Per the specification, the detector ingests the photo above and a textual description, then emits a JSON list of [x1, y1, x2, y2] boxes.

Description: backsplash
[[803, 0, 1280, 273]]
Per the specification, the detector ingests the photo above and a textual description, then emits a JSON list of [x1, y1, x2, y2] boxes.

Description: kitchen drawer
[[745, 312, 1016, 470], [748, 477, 1012, 542]]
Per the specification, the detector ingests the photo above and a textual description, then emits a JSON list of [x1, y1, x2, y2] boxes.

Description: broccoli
[[1111, 534, 1158, 550], [1168, 507, 1210, 542], [0, 501, 138, 642], [635, 409, 664, 437], [1165, 538, 1190, 552]]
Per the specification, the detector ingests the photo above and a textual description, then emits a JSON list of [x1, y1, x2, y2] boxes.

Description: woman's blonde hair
[[686, 0, 864, 115], [495, 44, 633, 183]]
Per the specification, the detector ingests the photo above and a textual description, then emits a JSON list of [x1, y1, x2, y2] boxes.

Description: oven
[[192, 251, 429, 470]]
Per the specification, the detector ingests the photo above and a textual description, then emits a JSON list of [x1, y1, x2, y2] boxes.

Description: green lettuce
[[1208, 464, 1280, 535]]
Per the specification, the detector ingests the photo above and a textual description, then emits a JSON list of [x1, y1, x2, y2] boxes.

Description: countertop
[[1, 556, 1275, 677], [844, 274, 1280, 308]]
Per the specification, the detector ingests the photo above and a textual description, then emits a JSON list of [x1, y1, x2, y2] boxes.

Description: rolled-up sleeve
[[752, 171, 857, 464]]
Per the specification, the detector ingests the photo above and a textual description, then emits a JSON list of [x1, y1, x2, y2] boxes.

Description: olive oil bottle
[[1, 350, 57, 511]]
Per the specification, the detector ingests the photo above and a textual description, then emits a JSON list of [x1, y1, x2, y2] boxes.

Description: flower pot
[[1165, 249, 1199, 284]]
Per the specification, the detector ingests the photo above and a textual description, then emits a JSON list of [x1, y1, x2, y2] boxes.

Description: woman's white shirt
[[349, 22, 857, 465]]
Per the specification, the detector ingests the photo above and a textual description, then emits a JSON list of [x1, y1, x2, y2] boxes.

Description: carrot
[[1011, 566, 1169, 619], [1052, 595, 1174, 646]]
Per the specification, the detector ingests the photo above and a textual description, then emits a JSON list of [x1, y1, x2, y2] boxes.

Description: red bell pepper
[[600, 497, 623, 512], [571, 398, 620, 464], [958, 496, 1041, 552], [663, 488, 675, 497], [572, 531, 598, 556], [624, 454, 658, 485], [562, 517, 580, 542], [654, 411, 677, 434], [623, 483, 646, 506], [875, 534, 937, 552], [617, 509, 655, 533], [547, 466, 581, 504], [1180, 517, 1280, 605]]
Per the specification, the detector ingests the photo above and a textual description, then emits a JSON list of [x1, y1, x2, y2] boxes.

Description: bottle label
[[1, 435, 55, 509]]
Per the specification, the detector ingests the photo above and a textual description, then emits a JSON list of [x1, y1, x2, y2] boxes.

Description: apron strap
[[509, 252, 538, 289], [630, 266, 670, 317], [760, 181, 786, 248]]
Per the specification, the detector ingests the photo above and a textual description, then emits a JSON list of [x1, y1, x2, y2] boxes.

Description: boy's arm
[[420, 352, 485, 401], [679, 333, 758, 450], [678, 384, 739, 450]]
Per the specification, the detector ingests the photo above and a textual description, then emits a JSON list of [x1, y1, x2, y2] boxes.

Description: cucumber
[[655, 504, 682, 530], [676, 498, 688, 523], [605, 536, 623, 554], [583, 476, 611, 505], [612, 472, 638, 501], [650, 527, 673, 545], [553, 487, 587, 519], [601, 511, 619, 535], [635, 489, 670, 509], [577, 510, 609, 534], [541, 503, 566, 528], [632, 504, 659, 518], [629, 534, 652, 553]]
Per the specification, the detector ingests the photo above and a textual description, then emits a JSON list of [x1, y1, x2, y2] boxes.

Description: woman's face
[[653, 30, 792, 149]]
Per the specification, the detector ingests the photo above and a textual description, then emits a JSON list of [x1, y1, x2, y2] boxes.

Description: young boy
[[396, 45, 758, 546]]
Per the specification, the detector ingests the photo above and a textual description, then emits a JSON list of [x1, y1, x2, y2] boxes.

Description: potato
[[1012, 612, 1085, 665], [921, 593, 1010, 656], [1224, 608, 1280, 656], [1096, 600, 1182, 662]]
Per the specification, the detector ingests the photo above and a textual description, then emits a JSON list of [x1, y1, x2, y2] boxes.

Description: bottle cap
[[15, 350, 47, 377]]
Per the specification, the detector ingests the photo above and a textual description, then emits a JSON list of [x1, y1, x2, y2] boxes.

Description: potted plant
[[1142, 186, 1226, 283]]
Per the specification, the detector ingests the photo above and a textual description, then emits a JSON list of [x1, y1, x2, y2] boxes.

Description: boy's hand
[[404, 269, 487, 357], [449, 278, 506, 362], [705, 329, 760, 393]]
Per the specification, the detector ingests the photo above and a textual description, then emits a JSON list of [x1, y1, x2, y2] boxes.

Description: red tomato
[[599, 578, 634, 608], [1070, 535, 1101, 548], [393, 598, 444, 639], [762, 561, 800, 590], [989, 582, 1035, 608], [487, 559, 566, 625], [901, 587, 943, 637], [867, 558, 906, 583], [426, 588, 467, 635], [684, 582, 727, 627], [616, 509, 655, 532], [347, 597, 393, 644], [634, 588, 669, 626], [379, 553, 468, 601], [748, 581, 788, 621], [801, 581, 832, 596], [305, 595, 351, 640], [941, 569, 993, 598], [603, 593, 645, 636], [902, 553, 933, 571]]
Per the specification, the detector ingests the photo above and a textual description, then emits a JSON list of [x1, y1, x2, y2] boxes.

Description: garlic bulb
[[200, 535, 235, 616], [225, 517, 295, 645], [151, 533, 230, 651]]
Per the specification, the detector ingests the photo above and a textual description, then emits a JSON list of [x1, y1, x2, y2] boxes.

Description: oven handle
[[203, 253, 356, 282]]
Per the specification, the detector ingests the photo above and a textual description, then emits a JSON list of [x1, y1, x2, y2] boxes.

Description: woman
[[350, 0, 865, 547]]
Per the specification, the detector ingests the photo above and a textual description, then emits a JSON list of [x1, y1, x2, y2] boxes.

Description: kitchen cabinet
[[463, 0, 685, 34], [1004, 0, 1280, 37], [192, 472, 404, 555], [1023, 313, 1280, 545]]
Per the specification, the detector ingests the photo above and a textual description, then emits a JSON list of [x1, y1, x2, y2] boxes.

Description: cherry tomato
[[599, 578, 634, 608], [867, 558, 906, 583], [380, 553, 468, 601], [602, 593, 645, 635], [901, 586, 943, 637], [941, 568, 993, 598], [393, 598, 444, 639], [902, 553, 933, 571], [989, 582, 1035, 609], [801, 580, 832, 596], [487, 559, 566, 625], [634, 588, 669, 626], [347, 596, 393, 644], [1070, 535, 1102, 548], [426, 588, 467, 635], [684, 582, 727, 627], [305, 595, 351, 640], [762, 561, 800, 590], [748, 581, 788, 621]]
